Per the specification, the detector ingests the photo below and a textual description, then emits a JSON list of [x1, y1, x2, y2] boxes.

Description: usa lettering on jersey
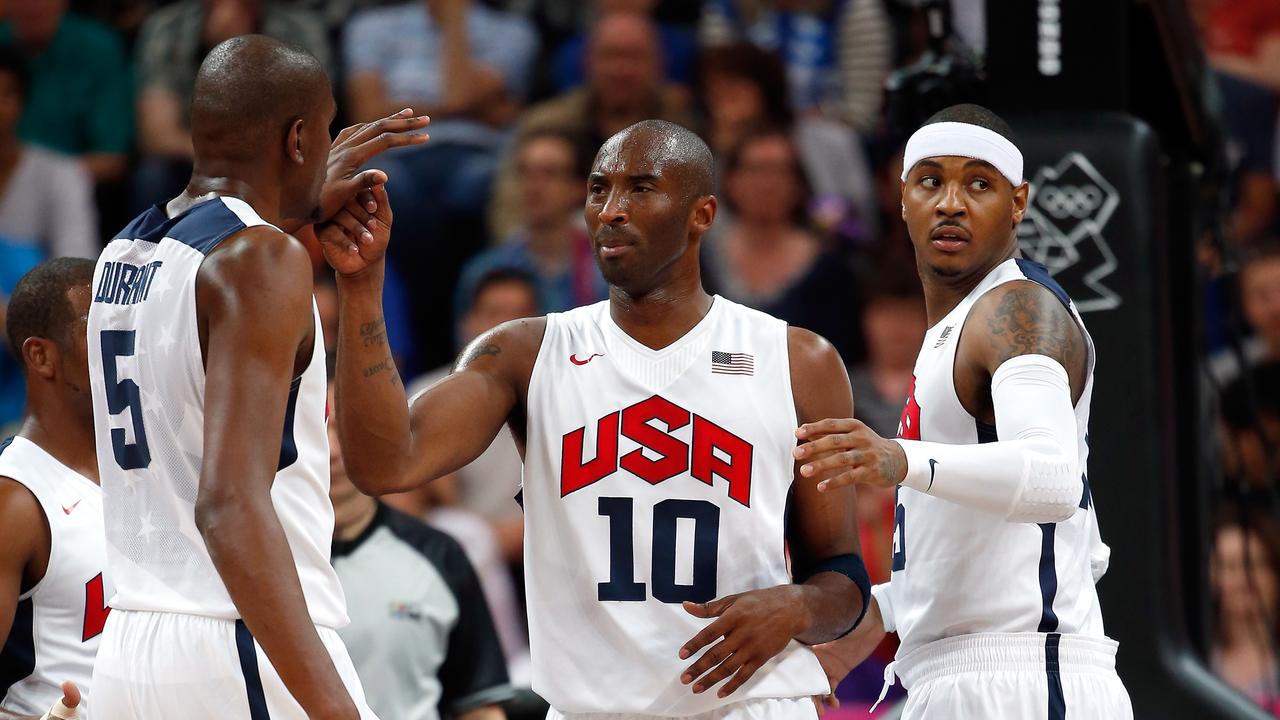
[[560, 394, 754, 506]]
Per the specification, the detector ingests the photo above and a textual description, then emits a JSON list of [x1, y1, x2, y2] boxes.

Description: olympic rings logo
[[1034, 185, 1104, 220]]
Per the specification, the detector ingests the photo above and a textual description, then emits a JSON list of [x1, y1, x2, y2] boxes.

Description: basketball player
[[793, 105, 1133, 717], [0, 259, 98, 720], [85, 35, 428, 719], [321, 119, 871, 719]]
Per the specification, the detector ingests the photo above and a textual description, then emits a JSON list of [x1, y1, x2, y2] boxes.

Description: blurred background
[[0, 0, 1277, 717]]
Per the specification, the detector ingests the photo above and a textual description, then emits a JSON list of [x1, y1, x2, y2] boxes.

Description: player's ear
[[1011, 181, 1030, 226], [690, 194, 717, 236], [21, 337, 58, 381], [286, 116, 305, 166]]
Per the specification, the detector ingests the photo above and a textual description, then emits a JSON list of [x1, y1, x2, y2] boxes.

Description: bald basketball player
[[795, 104, 1131, 718], [86, 36, 427, 719], [320, 120, 869, 720]]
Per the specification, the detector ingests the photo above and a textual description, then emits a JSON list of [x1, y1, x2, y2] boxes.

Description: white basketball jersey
[[890, 257, 1112, 659], [523, 298, 827, 715], [0, 436, 110, 715], [86, 196, 347, 628]]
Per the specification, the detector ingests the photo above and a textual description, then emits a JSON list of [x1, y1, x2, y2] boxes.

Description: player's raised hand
[[316, 109, 429, 223], [678, 586, 810, 698], [794, 418, 907, 491], [318, 184, 393, 278]]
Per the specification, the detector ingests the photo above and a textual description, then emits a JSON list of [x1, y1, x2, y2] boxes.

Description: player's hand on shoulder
[[794, 418, 907, 491], [317, 109, 429, 223], [677, 585, 810, 699], [318, 183, 392, 279]]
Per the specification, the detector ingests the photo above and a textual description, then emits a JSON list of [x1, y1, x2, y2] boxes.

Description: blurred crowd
[[0, 0, 1278, 717]]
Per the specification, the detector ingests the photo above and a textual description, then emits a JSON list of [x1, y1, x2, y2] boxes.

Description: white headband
[[901, 121, 1023, 186]]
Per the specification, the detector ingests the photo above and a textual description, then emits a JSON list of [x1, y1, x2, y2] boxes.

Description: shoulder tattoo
[[984, 284, 1084, 371], [459, 343, 501, 368]]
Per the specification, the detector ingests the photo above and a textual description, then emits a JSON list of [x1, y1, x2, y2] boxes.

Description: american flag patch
[[711, 351, 754, 376]]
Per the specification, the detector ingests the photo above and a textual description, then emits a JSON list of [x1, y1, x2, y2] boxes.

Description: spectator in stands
[[132, 0, 332, 208], [847, 266, 924, 439], [1220, 361, 1280, 490], [0, 0, 131, 183], [1211, 509, 1280, 714], [701, 127, 865, 362], [344, 0, 537, 371], [489, 9, 694, 239], [459, 130, 604, 317], [1194, 0, 1280, 245], [329, 404, 514, 720], [697, 42, 876, 242], [0, 47, 97, 259], [698, 0, 893, 134], [1212, 243, 1280, 385], [549, 0, 696, 93]]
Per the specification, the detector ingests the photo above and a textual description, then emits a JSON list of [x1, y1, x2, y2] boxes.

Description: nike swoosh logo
[[569, 353, 604, 366], [927, 459, 938, 492], [62, 500, 81, 515]]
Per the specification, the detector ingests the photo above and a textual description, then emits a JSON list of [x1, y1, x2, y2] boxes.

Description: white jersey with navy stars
[[522, 297, 828, 716], [0, 437, 110, 715], [890, 257, 1112, 659], [86, 196, 347, 628]]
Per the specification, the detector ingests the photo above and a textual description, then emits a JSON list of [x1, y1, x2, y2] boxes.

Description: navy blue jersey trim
[[1015, 258, 1072, 308], [276, 376, 302, 472], [234, 620, 271, 720], [976, 420, 998, 444], [0, 598, 35, 700], [0, 436, 12, 456], [1037, 523, 1060, 633], [114, 199, 250, 256], [1046, 632, 1067, 719]]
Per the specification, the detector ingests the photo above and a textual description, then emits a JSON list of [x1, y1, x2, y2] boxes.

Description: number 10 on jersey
[[597, 496, 720, 603]]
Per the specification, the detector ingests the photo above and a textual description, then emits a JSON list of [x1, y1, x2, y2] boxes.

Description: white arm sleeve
[[893, 354, 1082, 523], [870, 582, 896, 633]]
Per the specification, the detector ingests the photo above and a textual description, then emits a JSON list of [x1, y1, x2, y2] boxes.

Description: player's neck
[[919, 247, 1019, 326], [608, 269, 713, 351], [19, 403, 98, 484], [178, 169, 284, 227]]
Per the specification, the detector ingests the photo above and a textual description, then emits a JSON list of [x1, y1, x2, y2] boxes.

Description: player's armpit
[[0, 478, 48, 648]]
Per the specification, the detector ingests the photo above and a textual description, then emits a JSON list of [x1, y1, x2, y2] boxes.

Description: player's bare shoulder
[[962, 279, 1088, 395], [456, 316, 549, 385], [786, 326, 853, 421]]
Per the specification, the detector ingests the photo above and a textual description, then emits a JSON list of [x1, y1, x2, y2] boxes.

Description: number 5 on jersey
[[100, 330, 151, 469]]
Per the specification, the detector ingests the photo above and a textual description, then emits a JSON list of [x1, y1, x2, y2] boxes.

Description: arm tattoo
[[985, 285, 1083, 371], [459, 343, 501, 368], [359, 319, 387, 348]]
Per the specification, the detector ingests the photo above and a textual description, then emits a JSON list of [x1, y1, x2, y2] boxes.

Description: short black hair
[[470, 268, 538, 311], [609, 119, 717, 199], [0, 45, 30, 101], [6, 258, 96, 364], [923, 103, 1018, 144]]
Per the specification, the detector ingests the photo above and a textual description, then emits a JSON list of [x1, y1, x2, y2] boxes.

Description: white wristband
[[41, 698, 79, 720]]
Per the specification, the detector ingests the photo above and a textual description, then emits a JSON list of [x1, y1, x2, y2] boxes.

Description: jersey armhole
[[523, 312, 559, 441]]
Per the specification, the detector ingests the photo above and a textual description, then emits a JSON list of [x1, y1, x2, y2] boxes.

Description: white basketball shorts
[[546, 696, 818, 720], [90, 609, 379, 719], [891, 631, 1132, 719]]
